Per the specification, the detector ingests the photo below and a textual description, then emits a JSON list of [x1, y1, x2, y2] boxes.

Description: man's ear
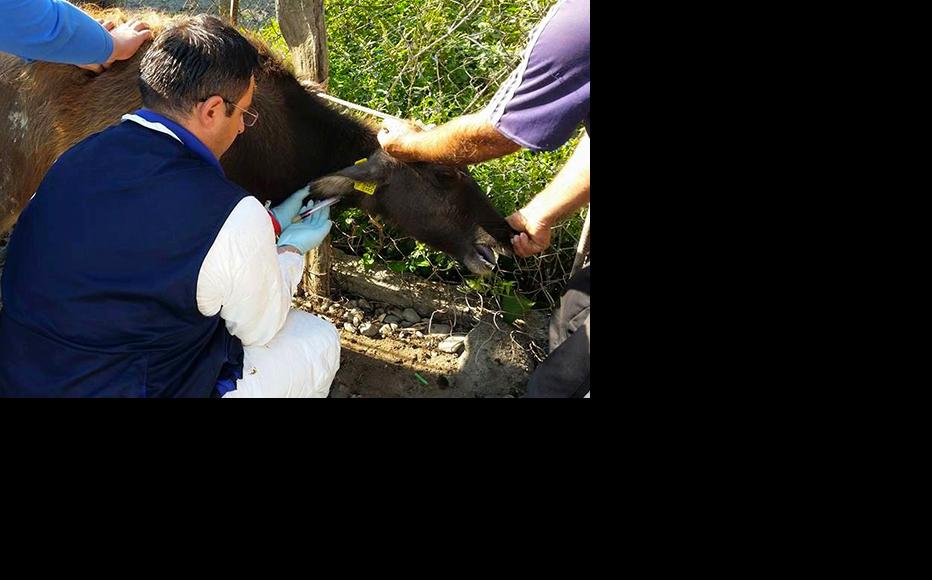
[[196, 95, 226, 127]]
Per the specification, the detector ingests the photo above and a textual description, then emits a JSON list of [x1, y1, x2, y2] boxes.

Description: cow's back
[[1, 54, 54, 233], [0, 7, 171, 235], [0, 53, 149, 233]]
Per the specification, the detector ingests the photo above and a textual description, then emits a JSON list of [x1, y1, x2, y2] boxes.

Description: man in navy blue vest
[[0, 15, 340, 397], [377, 0, 589, 398]]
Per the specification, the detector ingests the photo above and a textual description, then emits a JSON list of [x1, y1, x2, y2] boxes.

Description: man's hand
[[107, 19, 153, 63], [276, 202, 332, 255], [270, 185, 310, 226], [506, 209, 551, 258], [79, 18, 152, 74], [377, 117, 425, 159]]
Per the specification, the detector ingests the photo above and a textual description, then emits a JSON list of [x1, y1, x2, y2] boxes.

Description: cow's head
[[220, 55, 516, 276], [308, 150, 514, 276]]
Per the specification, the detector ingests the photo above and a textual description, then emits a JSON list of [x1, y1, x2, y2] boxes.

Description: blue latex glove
[[277, 202, 332, 254], [270, 185, 310, 226]]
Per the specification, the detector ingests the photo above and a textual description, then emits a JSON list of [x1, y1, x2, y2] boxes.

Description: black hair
[[139, 15, 259, 117]]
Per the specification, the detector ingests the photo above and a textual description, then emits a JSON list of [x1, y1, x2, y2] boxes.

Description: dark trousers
[[524, 263, 590, 398]]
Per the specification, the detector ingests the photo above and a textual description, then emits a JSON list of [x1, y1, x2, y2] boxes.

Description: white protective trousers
[[225, 310, 341, 398]]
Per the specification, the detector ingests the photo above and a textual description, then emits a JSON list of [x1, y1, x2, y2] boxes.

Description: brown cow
[[0, 8, 513, 275]]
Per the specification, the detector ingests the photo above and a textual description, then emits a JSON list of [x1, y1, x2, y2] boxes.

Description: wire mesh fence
[[117, 0, 274, 29]]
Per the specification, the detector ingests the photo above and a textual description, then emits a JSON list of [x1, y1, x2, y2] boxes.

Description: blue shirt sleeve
[[0, 0, 113, 65], [485, 0, 590, 152]]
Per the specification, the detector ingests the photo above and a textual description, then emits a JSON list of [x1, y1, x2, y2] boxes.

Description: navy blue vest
[[0, 116, 247, 397]]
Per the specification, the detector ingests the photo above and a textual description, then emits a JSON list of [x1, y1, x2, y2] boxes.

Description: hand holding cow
[[377, 117, 425, 159], [0, 0, 151, 73], [79, 19, 153, 74], [506, 210, 552, 258]]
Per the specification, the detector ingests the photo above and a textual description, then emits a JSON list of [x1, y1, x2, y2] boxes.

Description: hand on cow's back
[[377, 117, 425, 160], [78, 18, 153, 74], [106, 19, 153, 64]]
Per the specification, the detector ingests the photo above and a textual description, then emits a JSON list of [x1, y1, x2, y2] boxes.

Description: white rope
[[315, 92, 435, 129], [315, 92, 401, 122]]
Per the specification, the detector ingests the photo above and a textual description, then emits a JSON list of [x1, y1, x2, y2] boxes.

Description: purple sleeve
[[485, 0, 589, 152]]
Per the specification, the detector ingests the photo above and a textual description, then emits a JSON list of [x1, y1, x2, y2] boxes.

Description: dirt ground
[[329, 333, 462, 397], [294, 291, 538, 398]]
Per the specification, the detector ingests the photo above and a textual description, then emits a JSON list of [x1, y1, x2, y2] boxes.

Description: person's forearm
[[521, 134, 590, 226], [0, 0, 113, 65], [387, 114, 521, 165]]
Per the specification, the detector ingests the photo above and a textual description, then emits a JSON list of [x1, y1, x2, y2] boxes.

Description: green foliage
[[325, 0, 559, 122], [255, 18, 290, 57], [461, 275, 535, 324]]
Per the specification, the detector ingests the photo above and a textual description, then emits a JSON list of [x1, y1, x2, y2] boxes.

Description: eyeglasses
[[224, 99, 259, 127], [201, 96, 259, 127]]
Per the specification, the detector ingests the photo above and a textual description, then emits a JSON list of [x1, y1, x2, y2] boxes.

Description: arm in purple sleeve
[[0, 0, 113, 65], [485, 0, 590, 152]]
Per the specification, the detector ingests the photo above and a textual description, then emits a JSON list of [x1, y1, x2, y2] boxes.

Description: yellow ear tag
[[353, 158, 378, 195]]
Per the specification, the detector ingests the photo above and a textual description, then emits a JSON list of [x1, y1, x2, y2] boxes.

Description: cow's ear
[[333, 155, 392, 183], [308, 158, 389, 198]]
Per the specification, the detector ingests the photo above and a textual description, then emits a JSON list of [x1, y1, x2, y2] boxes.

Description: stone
[[438, 335, 467, 354], [359, 322, 379, 337], [401, 308, 421, 323], [427, 323, 451, 335]]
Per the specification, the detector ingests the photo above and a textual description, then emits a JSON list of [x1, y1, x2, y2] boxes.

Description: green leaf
[[499, 290, 535, 324], [466, 278, 486, 292]]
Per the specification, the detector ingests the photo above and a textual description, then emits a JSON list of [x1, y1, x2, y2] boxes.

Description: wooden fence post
[[276, 0, 332, 298], [229, 0, 240, 25]]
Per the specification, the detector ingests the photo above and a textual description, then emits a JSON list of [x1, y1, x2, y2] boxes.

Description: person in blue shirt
[[378, 0, 589, 398], [0, 0, 152, 73]]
